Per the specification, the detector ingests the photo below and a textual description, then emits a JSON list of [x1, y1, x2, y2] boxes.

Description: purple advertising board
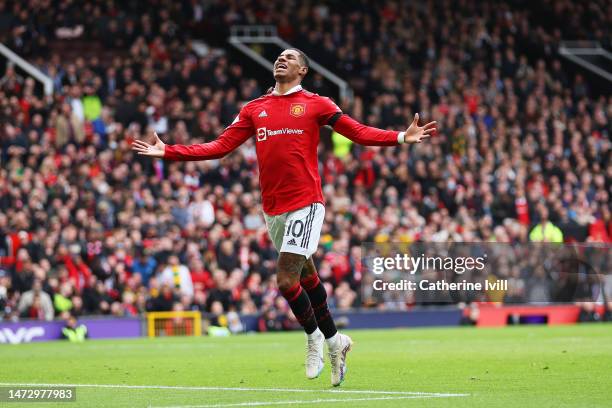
[[0, 318, 142, 344], [239, 308, 462, 331], [1, 309, 463, 343]]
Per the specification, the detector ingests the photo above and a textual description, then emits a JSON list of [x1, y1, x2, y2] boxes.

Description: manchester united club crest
[[290, 103, 306, 117]]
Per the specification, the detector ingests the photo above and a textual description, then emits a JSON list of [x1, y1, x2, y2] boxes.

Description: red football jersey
[[164, 88, 401, 215]]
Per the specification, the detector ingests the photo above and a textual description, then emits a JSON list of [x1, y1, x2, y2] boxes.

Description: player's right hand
[[132, 132, 166, 158]]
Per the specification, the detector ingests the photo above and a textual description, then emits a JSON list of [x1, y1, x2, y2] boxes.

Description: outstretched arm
[[132, 128, 252, 161], [133, 109, 254, 161], [330, 112, 436, 146], [167, 126, 252, 161]]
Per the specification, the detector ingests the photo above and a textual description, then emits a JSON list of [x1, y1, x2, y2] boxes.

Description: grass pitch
[[1, 324, 611, 407]]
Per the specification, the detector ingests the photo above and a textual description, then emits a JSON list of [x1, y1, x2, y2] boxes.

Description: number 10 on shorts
[[285, 219, 305, 238]]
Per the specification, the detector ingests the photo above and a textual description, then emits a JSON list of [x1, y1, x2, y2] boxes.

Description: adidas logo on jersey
[[287, 238, 297, 246], [258, 110, 268, 118]]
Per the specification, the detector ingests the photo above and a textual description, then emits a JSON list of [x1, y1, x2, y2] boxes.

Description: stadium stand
[[0, 0, 610, 329]]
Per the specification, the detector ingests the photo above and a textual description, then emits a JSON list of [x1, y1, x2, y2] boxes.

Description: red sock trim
[[317, 311, 331, 322], [281, 282, 303, 303], [300, 274, 320, 291]]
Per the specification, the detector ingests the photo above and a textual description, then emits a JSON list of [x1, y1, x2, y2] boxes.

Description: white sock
[[326, 332, 340, 349], [307, 327, 323, 340]]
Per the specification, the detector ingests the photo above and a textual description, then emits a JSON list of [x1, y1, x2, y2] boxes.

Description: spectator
[[82, 278, 113, 315], [17, 279, 54, 321], [132, 248, 157, 286], [159, 256, 193, 298], [62, 315, 88, 342], [54, 282, 74, 314], [151, 284, 178, 312], [577, 302, 601, 323], [258, 307, 283, 332], [0, 65, 23, 94], [529, 207, 564, 243], [82, 84, 102, 121], [189, 259, 214, 291]]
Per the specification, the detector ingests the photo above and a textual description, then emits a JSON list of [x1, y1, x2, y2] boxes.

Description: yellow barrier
[[146, 311, 202, 337]]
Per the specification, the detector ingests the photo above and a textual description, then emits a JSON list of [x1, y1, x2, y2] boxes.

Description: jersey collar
[[272, 85, 303, 96]]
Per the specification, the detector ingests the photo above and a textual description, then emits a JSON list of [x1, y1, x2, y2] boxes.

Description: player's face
[[273, 50, 307, 82]]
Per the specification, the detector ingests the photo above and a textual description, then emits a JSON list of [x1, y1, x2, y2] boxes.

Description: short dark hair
[[288, 48, 309, 68]]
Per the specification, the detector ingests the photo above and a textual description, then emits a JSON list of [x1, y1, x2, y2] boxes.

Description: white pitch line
[[151, 395, 460, 408], [0, 383, 469, 398]]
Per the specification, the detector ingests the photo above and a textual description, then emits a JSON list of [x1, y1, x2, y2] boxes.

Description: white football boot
[[305, 328, 325, 379], [327, 333, 353, 386]]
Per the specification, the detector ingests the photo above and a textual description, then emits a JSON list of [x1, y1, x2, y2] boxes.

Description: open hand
[[404, 113, 437, 144], [132, 132, 166, 158]]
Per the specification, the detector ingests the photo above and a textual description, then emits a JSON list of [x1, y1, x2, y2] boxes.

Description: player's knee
[[277, 272, 299, 294], [300, 257, 317, 278], [276, 252, 306, 293]]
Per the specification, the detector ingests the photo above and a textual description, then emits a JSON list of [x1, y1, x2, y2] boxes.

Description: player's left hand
[[404, 113, 437, 144]]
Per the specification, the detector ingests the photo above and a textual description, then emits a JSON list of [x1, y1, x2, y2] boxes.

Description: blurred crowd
[[0, 0, 610, 328]]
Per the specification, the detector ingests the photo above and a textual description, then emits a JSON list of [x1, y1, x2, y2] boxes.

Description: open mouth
[[275, 63, 287, 71]]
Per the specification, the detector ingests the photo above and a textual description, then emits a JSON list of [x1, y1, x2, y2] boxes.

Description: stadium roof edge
[[0, 43, 54, 96]]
